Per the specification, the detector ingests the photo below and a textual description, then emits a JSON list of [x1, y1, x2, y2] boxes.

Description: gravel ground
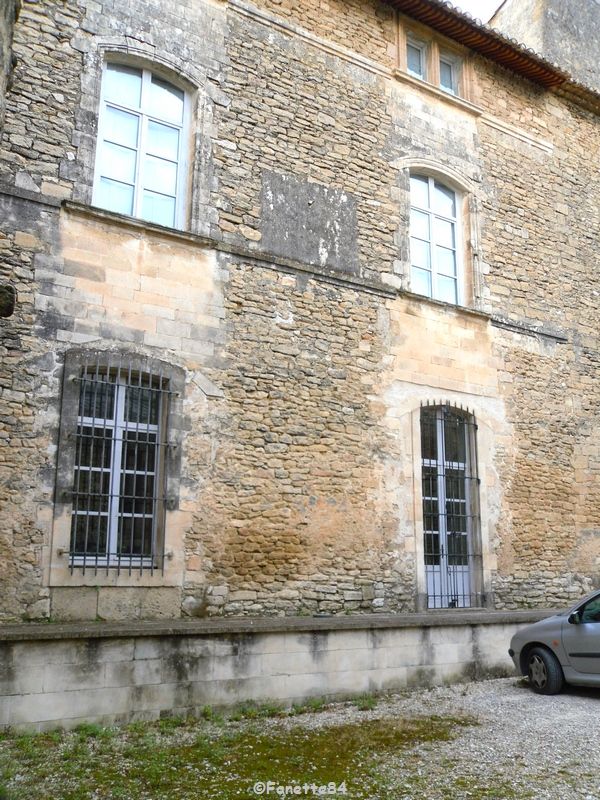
[[270, 677, 600, 799]]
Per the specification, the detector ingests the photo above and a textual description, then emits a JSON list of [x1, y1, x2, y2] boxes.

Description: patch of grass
[[352, 694, 378, 711], [227, 701, 285, 721], [74, 722, 115, 740], [304, 696, 326, 712], [156, 716, 189, 733], [0, 713, 477, 800]]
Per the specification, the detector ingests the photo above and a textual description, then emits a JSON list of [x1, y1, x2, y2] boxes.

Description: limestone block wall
[[0, 610, 544, 731], [0, 0, 600, 623]]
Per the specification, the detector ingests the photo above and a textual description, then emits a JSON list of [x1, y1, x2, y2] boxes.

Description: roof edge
[[390, 0, 600, 113]]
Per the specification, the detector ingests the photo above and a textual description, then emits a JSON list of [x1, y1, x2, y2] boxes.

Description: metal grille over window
[[70, 359, 172, 573], [420, 403, 482, 609]]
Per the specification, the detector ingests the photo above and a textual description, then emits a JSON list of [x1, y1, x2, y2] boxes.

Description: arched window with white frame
[[92, 62, 189, 229], [409, 174, 462, 305]]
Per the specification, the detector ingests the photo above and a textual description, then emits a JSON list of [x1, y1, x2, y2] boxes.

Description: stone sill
[[392, 69, 483, 117], [0, 609, 557, 643]]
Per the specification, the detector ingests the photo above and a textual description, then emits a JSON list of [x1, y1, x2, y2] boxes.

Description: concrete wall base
[[0, 610, 551, 731]]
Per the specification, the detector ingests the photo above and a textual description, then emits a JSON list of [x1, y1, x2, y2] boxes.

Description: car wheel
[[527, 647, 564, 695]]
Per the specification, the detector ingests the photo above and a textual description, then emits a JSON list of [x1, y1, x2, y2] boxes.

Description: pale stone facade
[[1, 0, 599, 622], [492, 0, 600, 92]]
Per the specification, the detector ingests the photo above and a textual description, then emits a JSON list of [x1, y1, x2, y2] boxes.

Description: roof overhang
[[389, 0, 567, 89]]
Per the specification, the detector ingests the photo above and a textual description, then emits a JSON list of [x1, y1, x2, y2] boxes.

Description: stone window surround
[[396, 13, 472, 101], [409, 174, 464, 305], [49, 348, 187, 589], [405, 399, 496, 612], [92, 62, 191, 230], [71, 39, 216, 238]]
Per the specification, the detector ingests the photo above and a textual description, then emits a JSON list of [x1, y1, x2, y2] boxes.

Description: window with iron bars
[[65, 357, 177, 574], [420, 403, 482, 609]]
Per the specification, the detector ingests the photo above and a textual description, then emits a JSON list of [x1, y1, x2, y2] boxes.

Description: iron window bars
[[420, 402, 482, 609], [69, 358, 174, 574]]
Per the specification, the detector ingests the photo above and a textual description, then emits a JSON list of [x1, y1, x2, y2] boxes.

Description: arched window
[[92, 63, 189, 229], [409, 175, 462, 304], [420, 403, 482, 608]]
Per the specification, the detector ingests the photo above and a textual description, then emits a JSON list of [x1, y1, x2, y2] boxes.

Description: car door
[[561, 594, 600, 675]]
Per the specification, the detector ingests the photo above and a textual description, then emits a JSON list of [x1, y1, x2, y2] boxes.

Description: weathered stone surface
[[492, 0, 600, 92], [0, 0, 599, 624]]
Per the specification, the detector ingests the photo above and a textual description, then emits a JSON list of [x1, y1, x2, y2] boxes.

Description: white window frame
[[420, 405, 481, 609], [439, 52, 460, 96], [92, 61, 190, 229], [406, 36, 427, 80], [70, 371, 165, 569], [409, 174, 464, 305]]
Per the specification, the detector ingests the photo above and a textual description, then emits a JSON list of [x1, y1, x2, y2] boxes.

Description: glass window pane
[[121, 473, 155, 501], [444, 421, 467, 464], [411, 266, 432, 297], [148, 76, 184, 123], [434, 218, 455, 249], [147, 121, 180, 161], [143, 155, 178, 195], [440, 60, 455, 93], [424, 532, 440, 565], [410, 175, 429, 209], [446, 468, 467, 499], [75, 469, 111, 509], [448, 532, 468, 565], [77, 428, 113, 470], [423, 499, 439, 531], [436, 246, 457, 276], [100, 141, 137, 184], [421, 415, 437, 463], [95, 177, 134, 216], [79, 381, 116, 421], [104, 64, 142, 109], [125, 387, 160, 425], [104, 106, 140, 149], [118, 516, 154, 557], [437, 275, 458, 304], [141, 190, 176, 227], [71, 513, 108, 555], [407, 44, 423, 77], [410, 209, 430, 241], [421, 465, 438, 498], [410, 237, 431, 270], [432, 182, 456, 217], [123, 437, 157, 471]]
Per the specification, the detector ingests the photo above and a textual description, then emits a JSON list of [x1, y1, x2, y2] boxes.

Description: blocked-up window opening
[[420, 403, 482, 609]]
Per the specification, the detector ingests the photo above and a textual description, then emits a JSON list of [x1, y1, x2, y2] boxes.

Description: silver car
[[509, 590, 600, 694]]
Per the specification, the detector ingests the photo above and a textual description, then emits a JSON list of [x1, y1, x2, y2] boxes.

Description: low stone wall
[[0, 610, 551, 731]]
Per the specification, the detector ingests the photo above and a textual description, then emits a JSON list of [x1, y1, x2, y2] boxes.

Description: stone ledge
[[0, 609, 557, 643]]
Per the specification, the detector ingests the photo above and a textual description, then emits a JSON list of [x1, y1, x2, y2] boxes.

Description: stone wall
[[0, 609, 544, 731], [0, 0, 599, 623], [491, 0, 600, 92], [0, 0, 19, 133]]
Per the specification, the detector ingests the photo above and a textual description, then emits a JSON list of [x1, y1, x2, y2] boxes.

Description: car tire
[[527, 646, 564, 695]]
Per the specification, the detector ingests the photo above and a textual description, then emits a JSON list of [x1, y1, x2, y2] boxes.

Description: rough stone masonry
[[0, 0, 599, 623]]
